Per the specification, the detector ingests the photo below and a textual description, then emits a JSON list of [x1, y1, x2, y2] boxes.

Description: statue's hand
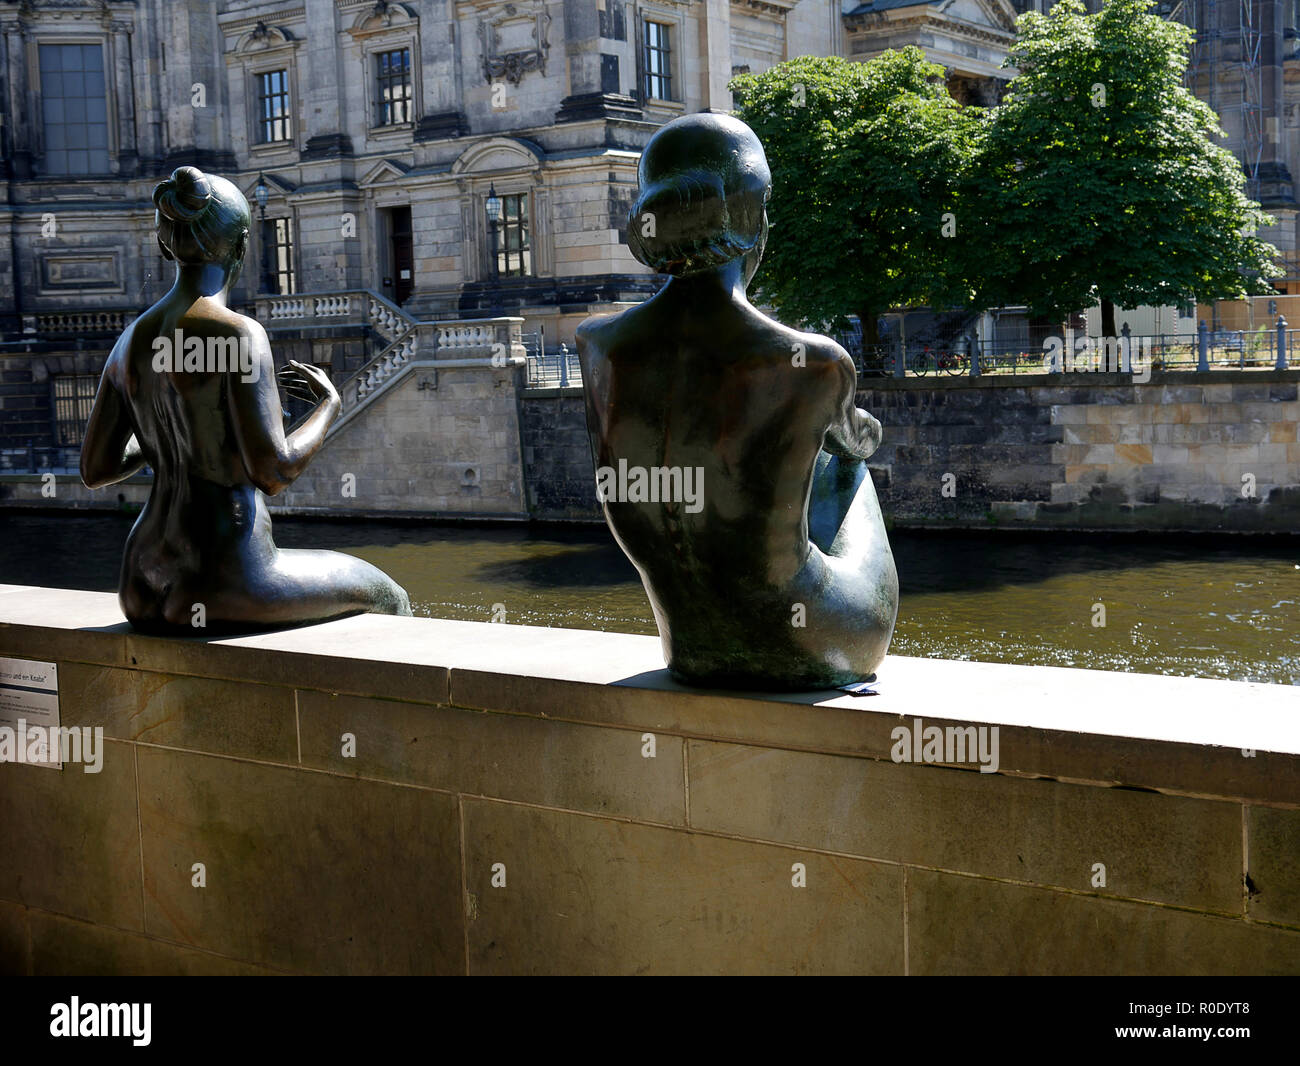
[[860, 410, 883, 456], [279, 360, 340, 412]]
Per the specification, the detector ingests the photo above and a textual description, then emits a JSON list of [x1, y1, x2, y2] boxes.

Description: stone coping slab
[[0, 584, 1296, 806]]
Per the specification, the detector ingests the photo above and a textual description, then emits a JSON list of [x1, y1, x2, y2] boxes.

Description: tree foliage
[[729, 1, 1281, 332], [730, 50, 979, 334], [968, 0, 1281, 328]]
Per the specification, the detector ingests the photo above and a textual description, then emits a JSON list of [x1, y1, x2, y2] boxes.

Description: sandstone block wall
[[859, 372, 1300, 531], [0, 587, 1296, 975]]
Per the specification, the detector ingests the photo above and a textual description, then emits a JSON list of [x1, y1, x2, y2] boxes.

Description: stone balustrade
[[312, 295, 352, 319], [253, 290, 408, 335], [366, 297, 408, 342], [265, 297, 306, 321], [29, 310, 128, 336], [433, 317, 526, 362], [353, 332, 418, 404]]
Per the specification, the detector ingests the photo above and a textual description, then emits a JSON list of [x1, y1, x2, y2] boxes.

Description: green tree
[[730, 50, 980, 340], [967, 0, 1281, 338]]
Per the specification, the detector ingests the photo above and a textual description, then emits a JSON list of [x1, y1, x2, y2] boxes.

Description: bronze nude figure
[[576, 113, 898, 690], [80, 166, 411, 633]]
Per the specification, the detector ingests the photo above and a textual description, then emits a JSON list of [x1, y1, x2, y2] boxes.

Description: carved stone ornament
[[479, 4, 550, 86]]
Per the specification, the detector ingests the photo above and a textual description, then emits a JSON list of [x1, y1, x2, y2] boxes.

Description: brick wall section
[[274, 362, 530, 518], [1050, 381, 1300, 523]]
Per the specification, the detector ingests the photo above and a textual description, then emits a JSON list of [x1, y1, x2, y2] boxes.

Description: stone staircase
[[253, 289, 526, 437]]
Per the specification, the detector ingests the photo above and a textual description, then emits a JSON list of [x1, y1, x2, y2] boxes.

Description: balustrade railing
[[28, 310, 128, 336]]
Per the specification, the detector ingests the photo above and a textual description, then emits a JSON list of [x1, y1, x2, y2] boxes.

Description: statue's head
[[627, 113, 771, 284], [153, 167, 251, 281]]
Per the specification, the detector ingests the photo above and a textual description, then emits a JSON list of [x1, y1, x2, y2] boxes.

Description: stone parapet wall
[[0, 586, 1297, 975]]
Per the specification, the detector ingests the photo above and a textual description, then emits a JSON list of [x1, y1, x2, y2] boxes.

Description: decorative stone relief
[[479, 3, 550, 86]]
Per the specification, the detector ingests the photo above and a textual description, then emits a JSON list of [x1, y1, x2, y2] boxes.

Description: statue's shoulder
[[576, 308, 622, 335], [575, 308, 628, 354], [762, 317, 851, 371], [202, 302, 268, 343]]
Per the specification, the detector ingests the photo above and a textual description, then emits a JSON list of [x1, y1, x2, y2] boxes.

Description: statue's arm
[[820, 347, 882, 461], [80, 363, 145, 488], [228, 325, 339, 496]]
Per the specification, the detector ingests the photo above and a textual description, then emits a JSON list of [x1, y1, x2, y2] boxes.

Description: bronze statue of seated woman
[[576, 114, 898, 690], [80, 166, 411, 633]]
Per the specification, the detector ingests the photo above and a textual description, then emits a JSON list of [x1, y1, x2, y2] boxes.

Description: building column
[[415, 0, 466, 140], [1259, 0, 1297, 252], [2, 16, 33, 179], [699, 0, 732, 111], [301, 0, 351, 159], [108, 20, 138, 176]]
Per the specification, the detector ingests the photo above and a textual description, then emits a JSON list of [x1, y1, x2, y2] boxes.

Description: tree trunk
[[861, 309, 880, 347], [1100, 298, 1117, 340]]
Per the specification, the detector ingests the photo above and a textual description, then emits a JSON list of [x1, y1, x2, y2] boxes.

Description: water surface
[[2, 512, 1295, 685]]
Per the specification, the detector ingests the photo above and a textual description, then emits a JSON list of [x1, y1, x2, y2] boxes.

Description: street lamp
[[485, 182, 502, 313], [254, 173, 273, 294]]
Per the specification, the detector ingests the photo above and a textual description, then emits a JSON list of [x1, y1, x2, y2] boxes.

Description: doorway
[[385, 206, 413, 305]]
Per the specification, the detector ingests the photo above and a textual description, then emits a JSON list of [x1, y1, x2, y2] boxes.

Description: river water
[[2, 512, 1295, 685]]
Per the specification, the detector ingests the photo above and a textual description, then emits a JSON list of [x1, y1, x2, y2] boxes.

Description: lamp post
[[254, 173, 273, 294], [485, 182, 502, 314]]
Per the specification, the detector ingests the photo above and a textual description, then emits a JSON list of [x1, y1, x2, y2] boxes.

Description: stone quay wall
[[516, 370, 1300, 530], [4, 370, 1298, 532], [518, 388, 601, 521], [861, 371, 1300, 531], [0, 585, 1297, 975]]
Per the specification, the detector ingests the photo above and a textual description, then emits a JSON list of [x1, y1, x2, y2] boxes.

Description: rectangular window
[[496, 194, 531, 279], [261, 217, 296, 294], [52, 374, 98, 446], [643, 21, 673, 101], [375, 48, 412, 126], [39, 43, 110, 176], [257, 69, 292, 143]]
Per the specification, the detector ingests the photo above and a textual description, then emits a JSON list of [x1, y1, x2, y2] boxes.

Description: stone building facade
[[1, 0, 1295, 491], [0, 0, 850, 470]]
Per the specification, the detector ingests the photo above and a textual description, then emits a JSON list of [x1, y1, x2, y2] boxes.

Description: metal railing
[[852, 321, 1297, 379], [524, 339, 582, 388], [0, 444, 81, 475]]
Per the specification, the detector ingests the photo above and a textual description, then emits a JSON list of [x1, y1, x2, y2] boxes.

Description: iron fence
[[523, 334, 582, 388], [849, 326, 1299, 378], [0, 445, 82, 474]]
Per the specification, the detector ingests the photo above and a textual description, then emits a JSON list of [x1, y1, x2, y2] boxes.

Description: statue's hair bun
[[626, 113, 771, 277], [153, 166, 213, 223]]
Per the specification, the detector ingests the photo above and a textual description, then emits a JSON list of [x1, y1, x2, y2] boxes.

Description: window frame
[[494, 191, 533, 280], [30, 36, 117, 178], [50, 373, 99, 447], [361, 35, 422, 141], [373, 46, 414, 128], [243, 52, 301, 158], [260, 214, 298, 295], [641, 19, 674, 103], [254, 67, 293, 145]]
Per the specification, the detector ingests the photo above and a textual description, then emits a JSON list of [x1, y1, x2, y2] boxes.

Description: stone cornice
[[218, 7, 307, 35], [731, 0, 796, 18], [845, 11, 1015, 48]]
